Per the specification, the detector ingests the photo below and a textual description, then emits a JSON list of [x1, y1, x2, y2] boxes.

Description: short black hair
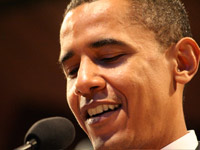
[[64, 0, 192, 48]]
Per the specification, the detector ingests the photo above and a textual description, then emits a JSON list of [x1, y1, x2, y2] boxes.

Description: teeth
[[91, 108, 97, 116], [88, 109, 93, 117], [87, 104, 120, 117], [103, 105, 108, 111], [96, 105, 103, 114], [108, 105, 115, 110], [115, 105, 119, 108]]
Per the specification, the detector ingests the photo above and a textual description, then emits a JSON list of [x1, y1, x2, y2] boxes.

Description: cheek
[[66, 80, 80, 122], [102, 59, 143, 103], [66, 81, 88, 132], [66, 80, 76, 109], [103, 56, 172, 123], [124, 57, 172, 130]]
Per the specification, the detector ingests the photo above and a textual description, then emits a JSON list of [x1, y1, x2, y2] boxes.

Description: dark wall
[[0, 0, 199, 149]]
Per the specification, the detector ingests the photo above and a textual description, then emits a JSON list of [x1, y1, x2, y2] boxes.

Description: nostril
[[74, 88, 82, 96], [90, 86, 99, 91]]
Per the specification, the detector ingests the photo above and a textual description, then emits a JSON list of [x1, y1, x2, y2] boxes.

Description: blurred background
[[0, 0, 199, 149]]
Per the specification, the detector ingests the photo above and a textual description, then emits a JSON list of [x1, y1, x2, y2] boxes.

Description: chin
[[91, 131, 134, 150]]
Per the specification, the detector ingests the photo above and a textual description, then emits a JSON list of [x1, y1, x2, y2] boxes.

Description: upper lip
[[80, 100, 121, 120]]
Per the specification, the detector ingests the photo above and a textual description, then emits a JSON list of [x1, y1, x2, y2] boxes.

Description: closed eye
[[100, 54, 125, 63], [67, 67, 79, 78], [66, 54, 125, 78]]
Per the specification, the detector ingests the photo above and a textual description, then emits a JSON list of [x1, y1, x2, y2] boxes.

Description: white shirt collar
[[162, 130, 198, 150]]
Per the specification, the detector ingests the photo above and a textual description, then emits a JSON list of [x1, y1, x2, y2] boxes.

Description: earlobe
[[174, 37, 200, 84]]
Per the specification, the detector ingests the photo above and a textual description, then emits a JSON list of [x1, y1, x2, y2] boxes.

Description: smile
[[87, 104, 121, 118]]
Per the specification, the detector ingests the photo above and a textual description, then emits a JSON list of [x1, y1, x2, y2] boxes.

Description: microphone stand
[[14, 139, 37, 150]]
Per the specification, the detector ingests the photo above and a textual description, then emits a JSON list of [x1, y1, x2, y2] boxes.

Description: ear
[[173, 37, 200, 84]]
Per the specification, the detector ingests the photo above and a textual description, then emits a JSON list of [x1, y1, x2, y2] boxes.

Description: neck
[[160, 90, 187, 148]]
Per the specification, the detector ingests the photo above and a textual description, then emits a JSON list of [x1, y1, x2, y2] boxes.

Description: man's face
[[60, 0, 175, 149]]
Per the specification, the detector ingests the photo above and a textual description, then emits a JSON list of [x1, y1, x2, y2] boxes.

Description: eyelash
[[100, 54, 125, 63], [67, 67, 79, 78], [67, 54, 125, 78]]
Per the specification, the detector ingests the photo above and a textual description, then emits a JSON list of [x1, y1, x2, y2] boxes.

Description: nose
[[74, 57, 106, 97]]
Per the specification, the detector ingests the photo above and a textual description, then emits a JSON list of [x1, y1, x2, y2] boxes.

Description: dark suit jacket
[[196, 142, 200, 150]]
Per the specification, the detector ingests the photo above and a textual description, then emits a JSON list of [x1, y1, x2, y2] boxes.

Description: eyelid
[[64, 53, 126, 78], [65, 65, 79, 79], [100, 53, 125, 62]]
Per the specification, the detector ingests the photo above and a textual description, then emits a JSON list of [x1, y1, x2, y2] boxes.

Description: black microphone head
[[24, 116, 75, 150]]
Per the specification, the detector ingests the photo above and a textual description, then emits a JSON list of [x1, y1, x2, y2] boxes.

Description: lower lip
[[86, 107, 121, 125]]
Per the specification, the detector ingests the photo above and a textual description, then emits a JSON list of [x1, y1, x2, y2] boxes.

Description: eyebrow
[[59, 50, 74, 64], [90, 38, 126, 48], [59, 38, 127, 64]]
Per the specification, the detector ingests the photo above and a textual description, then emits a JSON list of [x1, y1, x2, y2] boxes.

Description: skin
[[59, 0, 200, 149]]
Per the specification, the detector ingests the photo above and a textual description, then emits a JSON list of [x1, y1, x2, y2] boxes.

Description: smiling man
[[59, 0, 200, 149]]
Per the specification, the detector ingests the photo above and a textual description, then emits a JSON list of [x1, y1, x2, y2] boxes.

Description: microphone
[[14, 116, 75, 150]]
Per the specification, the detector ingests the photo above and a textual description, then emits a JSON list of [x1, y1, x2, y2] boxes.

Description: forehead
[[59, 0, 159, 63], [60, 0, 130, 40]]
